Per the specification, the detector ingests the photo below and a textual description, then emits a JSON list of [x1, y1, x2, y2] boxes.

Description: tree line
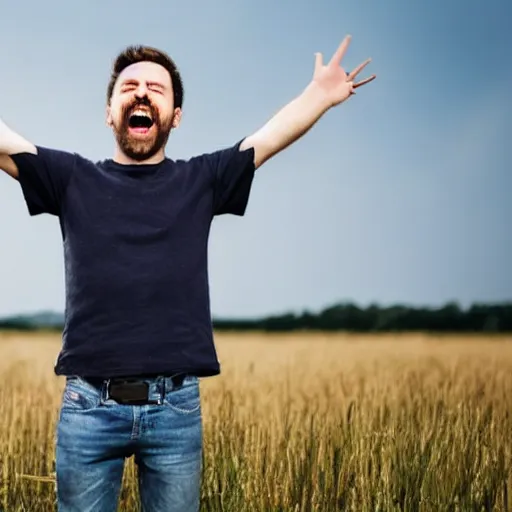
[[2, 301, 510, 333], [214, 302, 512, 332]]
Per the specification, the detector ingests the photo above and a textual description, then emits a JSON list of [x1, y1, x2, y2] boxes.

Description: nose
[[134, 82, 149, 99]]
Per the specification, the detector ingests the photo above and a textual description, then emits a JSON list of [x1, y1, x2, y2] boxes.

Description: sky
[[0, 0, 511, 319]]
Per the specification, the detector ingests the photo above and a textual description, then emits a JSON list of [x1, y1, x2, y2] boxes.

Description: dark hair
[[106, 45, 184, 108]]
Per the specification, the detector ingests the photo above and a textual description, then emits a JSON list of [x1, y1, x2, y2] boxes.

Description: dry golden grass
[[0, 330, 511, 511]]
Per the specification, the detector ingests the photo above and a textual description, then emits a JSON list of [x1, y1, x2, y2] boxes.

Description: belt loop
[[158, 375, 166, 404], [103, 379, 111, 402]]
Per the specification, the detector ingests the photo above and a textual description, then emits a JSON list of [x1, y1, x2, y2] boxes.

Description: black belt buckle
[[107, 378, 156, 405]]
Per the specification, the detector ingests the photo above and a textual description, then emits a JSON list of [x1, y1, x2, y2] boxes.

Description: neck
[[113, 147, 166, 165]]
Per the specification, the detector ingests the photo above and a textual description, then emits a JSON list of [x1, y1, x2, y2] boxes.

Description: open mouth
[[128, 109, 154, 134]]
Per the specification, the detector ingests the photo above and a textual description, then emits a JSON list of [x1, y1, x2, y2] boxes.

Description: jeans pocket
[[61, 377, 101, 412], [163, 377, 201, 415]]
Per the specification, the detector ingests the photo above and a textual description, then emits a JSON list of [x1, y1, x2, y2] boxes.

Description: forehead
[[117, 61, 172, 88]]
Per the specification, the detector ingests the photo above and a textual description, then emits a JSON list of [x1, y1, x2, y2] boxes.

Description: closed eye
[[148, 83, 165, 94], [120, 80, 138, 93]]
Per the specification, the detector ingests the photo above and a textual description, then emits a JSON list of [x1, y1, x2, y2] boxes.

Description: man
[[0, 36, 374, 511]]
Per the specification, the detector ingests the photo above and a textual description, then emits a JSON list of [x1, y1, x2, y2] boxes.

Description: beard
[[112, 97, 174, 162]]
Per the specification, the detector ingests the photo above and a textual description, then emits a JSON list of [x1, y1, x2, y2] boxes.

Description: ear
[[171, 107, 182, 128], [106, 104, 113, 127]]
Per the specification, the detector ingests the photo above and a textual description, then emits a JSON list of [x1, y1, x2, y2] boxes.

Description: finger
[[347, 58, 371, 81], [314, 52, 323, 72], [353, 74, 377, 88], [329, 35, 351, 66]]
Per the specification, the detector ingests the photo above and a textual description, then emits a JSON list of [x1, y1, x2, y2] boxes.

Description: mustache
[[122, 96, 159, 123]]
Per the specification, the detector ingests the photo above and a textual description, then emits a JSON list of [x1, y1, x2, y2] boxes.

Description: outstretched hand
[[240, 35, 376, 168], [312, 35, 376, 107]]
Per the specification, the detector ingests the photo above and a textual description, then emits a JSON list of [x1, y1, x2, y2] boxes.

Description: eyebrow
[[147, 81, 165, 88]]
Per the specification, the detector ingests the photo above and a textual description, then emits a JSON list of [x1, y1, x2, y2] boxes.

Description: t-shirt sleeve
[[10, 146, 77, 217], [207, 139, 256, 216]]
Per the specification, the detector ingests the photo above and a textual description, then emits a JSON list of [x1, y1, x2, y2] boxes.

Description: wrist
[[302, 81, 334, 113]]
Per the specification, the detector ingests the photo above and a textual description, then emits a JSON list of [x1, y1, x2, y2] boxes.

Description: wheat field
[[0, 331, 511, 511]]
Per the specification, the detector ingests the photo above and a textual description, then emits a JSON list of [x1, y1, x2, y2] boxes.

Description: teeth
[[132, 109, 152, 120]]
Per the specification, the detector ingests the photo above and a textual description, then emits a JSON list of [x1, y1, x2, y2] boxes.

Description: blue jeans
[[55, 374, 202, 512]]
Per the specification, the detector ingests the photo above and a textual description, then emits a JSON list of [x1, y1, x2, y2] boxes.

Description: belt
[[83, 374, 186, 405]]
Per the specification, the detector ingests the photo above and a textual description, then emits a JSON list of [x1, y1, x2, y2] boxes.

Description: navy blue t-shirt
[[11, 140, 255, 378]]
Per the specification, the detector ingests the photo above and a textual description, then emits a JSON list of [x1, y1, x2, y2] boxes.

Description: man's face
[[107, 61, 181, 162]]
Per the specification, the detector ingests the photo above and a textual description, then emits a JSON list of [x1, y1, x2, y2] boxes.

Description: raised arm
[[0, 118, 37, 179], [240, 35, 375, 169]]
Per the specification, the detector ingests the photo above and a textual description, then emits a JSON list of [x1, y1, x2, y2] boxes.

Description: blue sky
[[0, 0, 510, 318]]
